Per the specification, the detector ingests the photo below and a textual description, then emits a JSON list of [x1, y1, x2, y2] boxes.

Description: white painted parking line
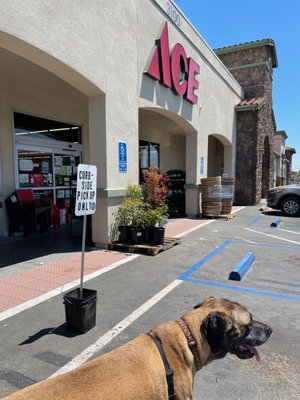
[[232, 206, 246, 213], [50, 279, 182, 378], [244, 227, 300, 245], [277, 228, 300, 235], [0, 255, 139, 323], [176, 220, 214, 237]]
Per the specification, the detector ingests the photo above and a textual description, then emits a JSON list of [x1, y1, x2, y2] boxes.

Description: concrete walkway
[[0, 212, 240, 316]]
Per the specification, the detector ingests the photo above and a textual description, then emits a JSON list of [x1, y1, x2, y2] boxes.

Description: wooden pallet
[[217, 213, 236, 220], [203, 213, 236, 220], [107, 237, 181, 256]]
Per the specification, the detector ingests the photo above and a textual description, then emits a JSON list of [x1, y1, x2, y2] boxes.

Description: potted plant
[[114, 184, 145, 243], [129, 204, 146, 244], [114, 201, 132, 243], [142, 167, 169, 208], [146, 205, 169, 245], [142, 168, 169, 245]]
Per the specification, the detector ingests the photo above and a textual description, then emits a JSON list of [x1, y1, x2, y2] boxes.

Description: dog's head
[[194, 297, 272, 362]]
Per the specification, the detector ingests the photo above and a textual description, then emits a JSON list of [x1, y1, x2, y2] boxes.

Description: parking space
[[0, 205, 299, 399], [178, 240, 300, 302], [247, 210, 300, 232]]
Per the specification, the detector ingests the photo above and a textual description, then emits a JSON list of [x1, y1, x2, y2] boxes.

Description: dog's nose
[[266, 325, 272, 337]]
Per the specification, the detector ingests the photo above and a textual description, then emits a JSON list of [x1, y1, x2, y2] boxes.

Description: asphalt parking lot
[[0, 205, 299, 399]]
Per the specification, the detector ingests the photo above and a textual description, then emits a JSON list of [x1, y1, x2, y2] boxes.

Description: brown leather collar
[[176, 318, 202, 371]]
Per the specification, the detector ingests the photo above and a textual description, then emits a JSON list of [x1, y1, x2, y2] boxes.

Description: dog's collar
[[176, 318, 202, 371]]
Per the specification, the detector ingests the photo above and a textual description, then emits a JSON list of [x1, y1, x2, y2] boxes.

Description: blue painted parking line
[[177, 240, 300, 302], [247, 213, 264, 226], [181, 278, 300, 302], [178, 241, 230, 281]]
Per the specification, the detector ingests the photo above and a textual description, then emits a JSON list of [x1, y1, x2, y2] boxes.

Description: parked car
[[267, 184, 300, 217]]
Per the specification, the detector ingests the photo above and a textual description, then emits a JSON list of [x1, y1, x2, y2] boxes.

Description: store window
[[139, 140, 160, 181]]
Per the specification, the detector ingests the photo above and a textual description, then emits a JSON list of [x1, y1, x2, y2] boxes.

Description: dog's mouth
[[230, 343, 260, 361], [229, 320, 272, 361]]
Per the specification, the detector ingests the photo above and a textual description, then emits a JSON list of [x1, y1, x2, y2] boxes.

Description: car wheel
[[280, 197, 300, 217]]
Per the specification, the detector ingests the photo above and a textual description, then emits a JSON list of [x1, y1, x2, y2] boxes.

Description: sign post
[[75, 164, 97, 299]]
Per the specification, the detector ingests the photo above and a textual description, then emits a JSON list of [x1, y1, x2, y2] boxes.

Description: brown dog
[[2, 297, 272, 400]]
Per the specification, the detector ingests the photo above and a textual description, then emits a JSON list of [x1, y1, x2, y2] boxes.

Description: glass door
[[16, 144, 81, 225], [54, 152, 81, 223], [16, 145, 54, 209]]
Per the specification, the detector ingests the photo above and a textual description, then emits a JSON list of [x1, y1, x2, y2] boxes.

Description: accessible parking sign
[[75, 164, 97, 216]]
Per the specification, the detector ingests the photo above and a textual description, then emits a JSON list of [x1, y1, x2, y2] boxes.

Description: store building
[[273, 131, 296, 186], [0, 0, 289, 244]]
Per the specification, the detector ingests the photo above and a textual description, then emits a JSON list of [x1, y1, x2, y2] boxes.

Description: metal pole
[[79, 214, 87, 299]]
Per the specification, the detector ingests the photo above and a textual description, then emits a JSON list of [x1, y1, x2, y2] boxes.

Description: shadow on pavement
[[19, 324, 78, 345], [0, 225, 96, 269]]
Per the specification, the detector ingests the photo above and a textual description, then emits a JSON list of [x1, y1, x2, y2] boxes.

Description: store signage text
[[144, 22, 200, 104], [167, 2, 180, 27], [75, 164, 97, 216]]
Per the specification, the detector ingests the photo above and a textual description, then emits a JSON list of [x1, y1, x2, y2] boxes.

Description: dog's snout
[[265, 325, 272, 337]]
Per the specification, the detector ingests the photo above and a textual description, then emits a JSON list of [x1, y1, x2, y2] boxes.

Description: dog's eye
[[244, 323, 252, 337]]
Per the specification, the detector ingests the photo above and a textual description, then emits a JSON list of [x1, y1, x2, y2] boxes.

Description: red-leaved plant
[[142, 167, 169, 208]]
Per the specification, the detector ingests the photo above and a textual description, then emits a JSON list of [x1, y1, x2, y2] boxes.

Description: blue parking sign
[[119, 142, 127, 172]]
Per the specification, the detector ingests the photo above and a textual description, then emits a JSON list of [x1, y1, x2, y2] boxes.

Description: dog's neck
[[180, 310, 213, 367], [176, 318, 202, 371]]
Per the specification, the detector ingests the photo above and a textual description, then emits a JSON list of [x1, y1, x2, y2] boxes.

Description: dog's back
[[2, 334, 168, 400]]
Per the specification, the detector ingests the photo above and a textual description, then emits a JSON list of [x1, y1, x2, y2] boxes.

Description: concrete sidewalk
[[0, 215, 229, 318]]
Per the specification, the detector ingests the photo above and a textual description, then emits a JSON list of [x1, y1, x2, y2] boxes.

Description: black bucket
[[130, 228, 145, 244], [151, 227, 165, 245], [118, 226, 131, 243], [63, 288, 97, 334]]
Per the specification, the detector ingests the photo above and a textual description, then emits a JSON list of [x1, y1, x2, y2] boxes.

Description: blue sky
[[174, 0, 300, 171]]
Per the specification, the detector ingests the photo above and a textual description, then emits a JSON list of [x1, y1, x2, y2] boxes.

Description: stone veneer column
[[216, 43, 277, 204]]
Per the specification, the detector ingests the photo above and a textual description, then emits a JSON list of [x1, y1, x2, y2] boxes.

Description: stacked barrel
[[201, 176, 235, 217], [201, 176, 222, 217], [221, 176, 235, 215]]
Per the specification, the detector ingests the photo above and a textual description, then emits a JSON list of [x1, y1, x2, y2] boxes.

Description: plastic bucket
[[118, 226, 131, 243], [130, 228, 145, 244], [151, 227, 165, 245], [63, 288, 97, 334]]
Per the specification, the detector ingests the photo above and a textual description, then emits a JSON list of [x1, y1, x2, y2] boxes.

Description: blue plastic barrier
[[229, 252, 255, 281], [271, 218, 281, 227]]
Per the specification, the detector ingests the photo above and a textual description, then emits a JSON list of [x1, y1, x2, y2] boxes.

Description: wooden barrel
[[201, 176, 222, 217], [221, 177, 235, 215]]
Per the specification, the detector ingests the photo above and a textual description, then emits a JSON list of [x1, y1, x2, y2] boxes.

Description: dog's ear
[[194, 296, 215, 309], [202, 311, 232, 353]]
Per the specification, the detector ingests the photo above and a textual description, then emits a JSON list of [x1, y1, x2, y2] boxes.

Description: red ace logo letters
[[144, 22, 200, 104]]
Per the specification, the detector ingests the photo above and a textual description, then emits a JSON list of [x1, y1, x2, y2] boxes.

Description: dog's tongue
[[245, 344, 260, 361]]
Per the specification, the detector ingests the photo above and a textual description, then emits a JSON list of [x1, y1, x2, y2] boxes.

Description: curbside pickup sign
[[75, 164, 97, 216]]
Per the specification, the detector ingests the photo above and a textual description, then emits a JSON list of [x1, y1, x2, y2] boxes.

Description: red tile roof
[[236, 96, 266, 108]]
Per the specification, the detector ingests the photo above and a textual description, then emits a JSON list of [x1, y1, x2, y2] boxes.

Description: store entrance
[[13, 112, 83, 235], [16, 145, 81, 223]]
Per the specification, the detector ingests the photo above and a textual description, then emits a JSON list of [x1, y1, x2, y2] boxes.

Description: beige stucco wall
[[0, 47, 89, 235], [0, 0, 243, 241]]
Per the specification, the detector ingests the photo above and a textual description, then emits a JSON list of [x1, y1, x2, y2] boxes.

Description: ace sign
[[75, 164, 97, 216]]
